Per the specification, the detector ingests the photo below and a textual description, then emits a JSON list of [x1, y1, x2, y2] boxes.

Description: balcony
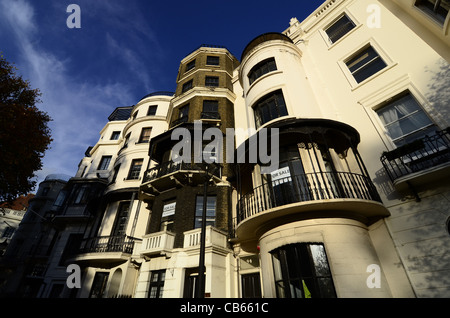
[[170, 116, 189, 128], [70, 235, 141, 267], [140, 231, 175, 258], [183, 226, 229, 252], [235, 171, 388, 245], [141, 161, 222, 195], [380, 128, 450, 186]]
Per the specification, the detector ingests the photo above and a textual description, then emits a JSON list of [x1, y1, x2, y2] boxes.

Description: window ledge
[[350, 62, 398, 91]]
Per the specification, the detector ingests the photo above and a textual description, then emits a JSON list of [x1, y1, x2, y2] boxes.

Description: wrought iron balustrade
[[380, 128, 450, 182], [170, 116, 189, 127], [201, 112, 220, 120], [79, 235, 139, 254], [144, 161, 221, 183], [237, 171, 381, 223]]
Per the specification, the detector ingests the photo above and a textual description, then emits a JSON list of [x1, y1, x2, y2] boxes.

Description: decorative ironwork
[[237, 171, 381, 223], [380, 128, 450, 182], [144, 161, 221, 183], [79, 235, 139, 254]]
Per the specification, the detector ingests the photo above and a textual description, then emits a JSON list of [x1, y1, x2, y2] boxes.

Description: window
[[182, 79, 193, 93], [205, 76, 219, 87], [41, 187, 50, 196], [53, 190, 67, 208], [160, 200, 175, 232], [73, 184, 90, 205], [241, 273, 262, 298], [138, 127, 152, 143], [132, 111, 138, 120], [111, 201, 131, 236], [271, 243, 336, 298], [345, 45, 387, 84], [195, 196, 216, 229], [122, 133, 131, 149], [202, 100, 219, 119], [206, 56, 219, 66], [110, 131, 121, 140], [148, 270, 166, 298], [325, 14, 356, 43], [98, 156, 112, 170], [376, 92, 437, 146], [253, 89, 288, 128], [177, 104, 189, 123], [2, 226, 15, 238], [248, 57, 277, 85], [415, 0, 449, 25], [147, 105, 158, 116], [111, 164, 120, 183], [186, 59, 196, 72], [89, 272, 109, 298], [127, 159, 143, 180]]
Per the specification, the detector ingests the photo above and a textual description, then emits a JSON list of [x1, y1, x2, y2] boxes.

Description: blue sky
[[0, 0, 325, 191]]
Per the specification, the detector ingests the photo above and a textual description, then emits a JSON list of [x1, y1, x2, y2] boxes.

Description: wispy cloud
[[0, 0, 137, 188]]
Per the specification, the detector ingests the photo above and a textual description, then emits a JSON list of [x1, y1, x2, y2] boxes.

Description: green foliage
[[0, 54, 52, 203]]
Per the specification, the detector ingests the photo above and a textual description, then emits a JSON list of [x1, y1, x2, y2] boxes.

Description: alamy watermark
[[171, 121, 280, 174], [66, 4, 81, 29]]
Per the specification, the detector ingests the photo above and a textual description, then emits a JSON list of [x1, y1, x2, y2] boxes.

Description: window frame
[[194, 195, 216, 229], [248, 57, 278, 86], [98, 155, 112, 170], [253, 89, 289, 129], [185, 59, 196, 73], [271, 243, 336, 298], [414, 0, 449, 25], [148, 270, 166, 298], [205, 76, 219, 87], [147, 105, 158, 116], [127, 158, 143, 180], [110, 131, 121, 140], [206, 55, 220, 66], [111, 201, 131, 237], [374, 91, 438, 147], [138, 127, 152, 143], [339, 41, 395, 88], [345, 45, 387, 84], [324, 13, 356, 44], [182, 79, 193, 93]]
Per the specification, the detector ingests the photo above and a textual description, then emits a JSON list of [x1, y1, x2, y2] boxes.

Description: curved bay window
[[236, 119, 382, 223], [271, 243, 336, 298]]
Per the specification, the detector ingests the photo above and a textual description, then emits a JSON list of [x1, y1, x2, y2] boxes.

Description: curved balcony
[[69, 235, 141, 268], [235, 171, 388, 244], [141, 161, 222, 195], [239, 171, 382, 220]]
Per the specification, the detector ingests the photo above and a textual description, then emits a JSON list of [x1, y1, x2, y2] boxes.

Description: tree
[[0, 54, 52, 204]]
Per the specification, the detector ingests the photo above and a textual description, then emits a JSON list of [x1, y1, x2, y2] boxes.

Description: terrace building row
[[1, 0, 449, 298]]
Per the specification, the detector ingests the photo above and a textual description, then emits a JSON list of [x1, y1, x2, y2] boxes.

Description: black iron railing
[[380, 128, 450, 182], [170, 116, 189, 127], [79, 235, 139, 254], [201, 112, 220, 120], [237, 171, 381, 223], [144, 161, 221, 183]]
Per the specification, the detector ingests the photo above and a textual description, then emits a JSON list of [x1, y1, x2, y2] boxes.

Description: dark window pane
[[325, 14, 355, 43], [346, 46, 387, 83]]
